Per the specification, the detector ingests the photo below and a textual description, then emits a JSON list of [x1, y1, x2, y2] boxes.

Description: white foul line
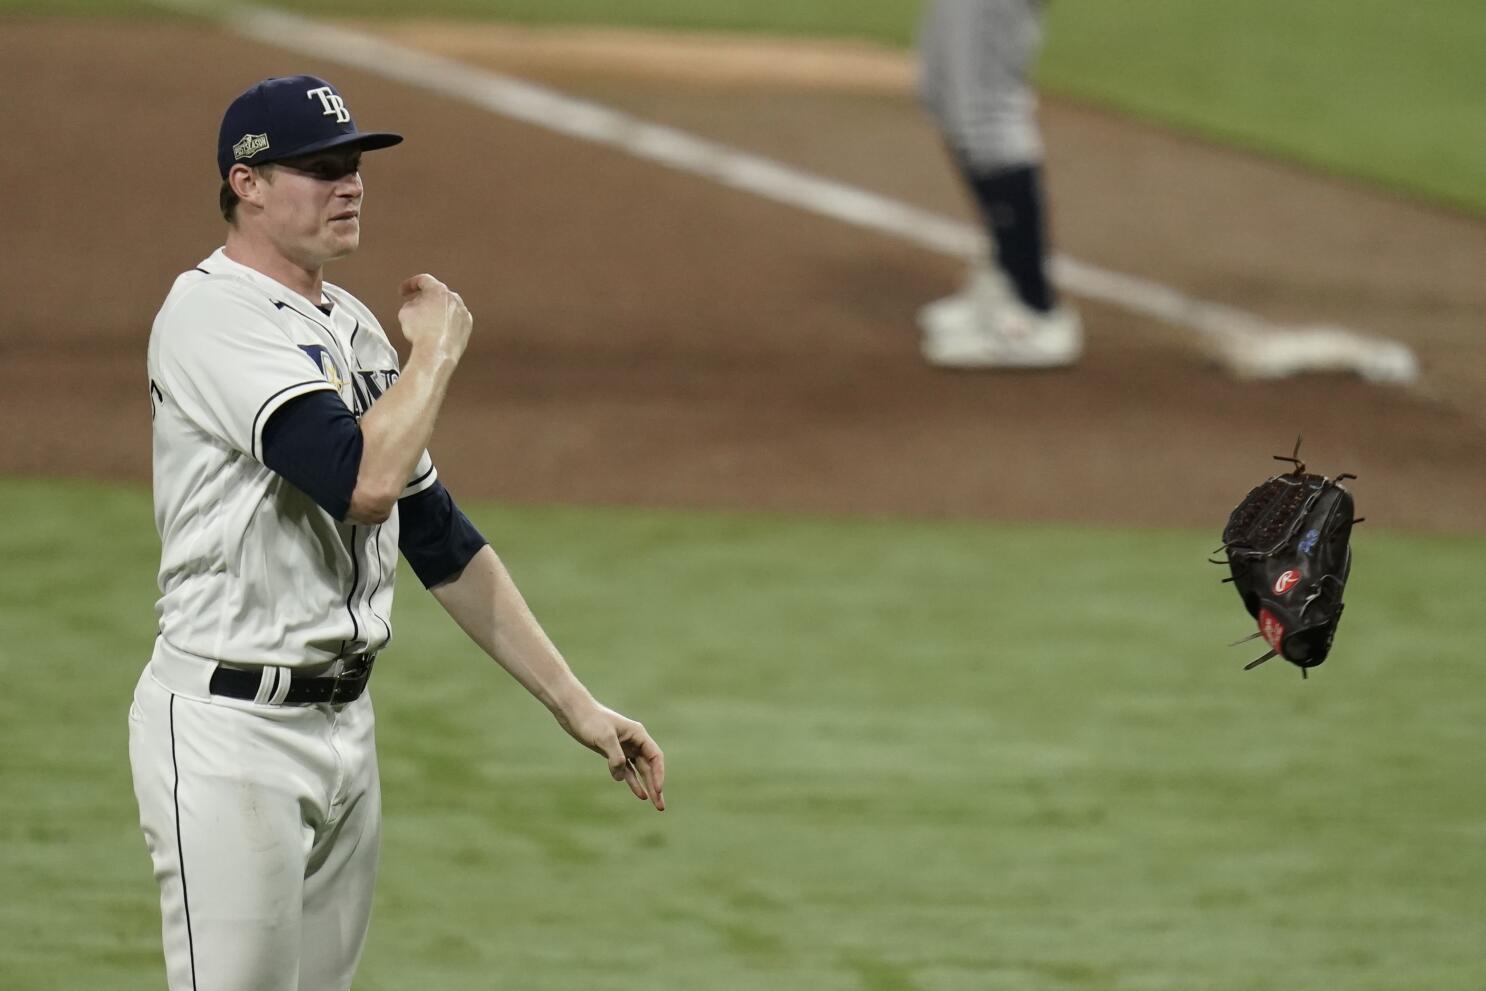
[[190, 2, 1420, 383]]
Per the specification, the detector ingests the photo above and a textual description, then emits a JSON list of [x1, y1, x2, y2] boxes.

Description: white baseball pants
[[129, 647, 381, 991], [918, 0, 1046, 171]]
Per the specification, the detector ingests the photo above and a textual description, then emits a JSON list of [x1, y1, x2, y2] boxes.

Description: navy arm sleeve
[[260, 390, 363, 521], [398, 481, 489, 588]]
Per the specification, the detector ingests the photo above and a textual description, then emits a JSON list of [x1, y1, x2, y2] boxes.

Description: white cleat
[[915, 257, 1013, 334], [919, 294, 1083, 370]]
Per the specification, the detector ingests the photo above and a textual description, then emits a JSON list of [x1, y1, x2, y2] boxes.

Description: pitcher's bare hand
[[558, 699, 667, 811], [397, 274, 472, 359]]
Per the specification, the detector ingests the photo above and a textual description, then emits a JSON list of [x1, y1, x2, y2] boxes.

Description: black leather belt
[[209, 654, 376, 706]]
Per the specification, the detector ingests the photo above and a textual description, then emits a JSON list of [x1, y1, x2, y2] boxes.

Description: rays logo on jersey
[[299, 345, 347, 392], [349, 368, 399, 416]]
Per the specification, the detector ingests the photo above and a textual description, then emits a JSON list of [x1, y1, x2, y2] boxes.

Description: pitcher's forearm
[[347, 341, 459, 522], [431, 546, 594, 715]]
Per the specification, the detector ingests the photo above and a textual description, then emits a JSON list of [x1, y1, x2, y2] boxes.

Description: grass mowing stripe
[[0, 0, 168, 13], [1039, 0, 1486, 215], [0, 0, 918, 34], [2, 477, 1483, 989]]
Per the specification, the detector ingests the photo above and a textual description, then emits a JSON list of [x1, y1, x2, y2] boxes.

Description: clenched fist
[[397, 273, 472, 359]]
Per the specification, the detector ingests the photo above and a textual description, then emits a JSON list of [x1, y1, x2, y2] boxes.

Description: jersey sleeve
[[153, 278, 336, 460], [402, 450, 439, 498]]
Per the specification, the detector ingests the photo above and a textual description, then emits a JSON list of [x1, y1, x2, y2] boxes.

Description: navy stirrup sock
[[966, 163, 1056, 313]]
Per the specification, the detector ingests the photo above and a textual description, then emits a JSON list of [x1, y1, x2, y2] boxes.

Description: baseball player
[[129, 75, 665, 991], [916, 0, 1083, 368]]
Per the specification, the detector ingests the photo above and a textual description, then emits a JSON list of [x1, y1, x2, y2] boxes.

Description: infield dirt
[[4, 18, 1484, 530]]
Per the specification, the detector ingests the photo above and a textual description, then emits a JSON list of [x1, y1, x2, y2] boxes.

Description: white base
[[1207, 325, 1419, 384]]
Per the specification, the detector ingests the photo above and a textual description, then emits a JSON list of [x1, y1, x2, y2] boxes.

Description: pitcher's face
[[257, 147, 365, 267]]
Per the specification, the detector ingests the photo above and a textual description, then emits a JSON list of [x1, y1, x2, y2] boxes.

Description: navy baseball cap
[[217, 75, 402, 178]]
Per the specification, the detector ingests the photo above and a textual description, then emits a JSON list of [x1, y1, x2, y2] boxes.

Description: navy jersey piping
[[274, 298, 336, 334], [340, 523, 363, 653], [168, 695, 199, 989], [365, 522, 392, 644], [406, 465, 435, 491], [323, 287, 354, 340]]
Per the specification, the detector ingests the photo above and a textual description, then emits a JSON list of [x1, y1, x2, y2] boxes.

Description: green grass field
[[7, 0, 1481, 212], [3, 478, 1483, 989]]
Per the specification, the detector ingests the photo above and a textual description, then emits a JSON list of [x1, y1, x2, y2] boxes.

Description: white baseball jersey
[[147, 247, 435, 667]]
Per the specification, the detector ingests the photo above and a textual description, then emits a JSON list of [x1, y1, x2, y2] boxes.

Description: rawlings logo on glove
[[1214, 438, 1361, 677]]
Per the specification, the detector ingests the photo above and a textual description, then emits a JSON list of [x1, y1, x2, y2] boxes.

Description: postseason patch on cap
[[233, 132, 270, 161]]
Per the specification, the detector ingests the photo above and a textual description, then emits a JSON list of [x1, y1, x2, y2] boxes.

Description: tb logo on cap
[[307, 85, 350, 123]]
